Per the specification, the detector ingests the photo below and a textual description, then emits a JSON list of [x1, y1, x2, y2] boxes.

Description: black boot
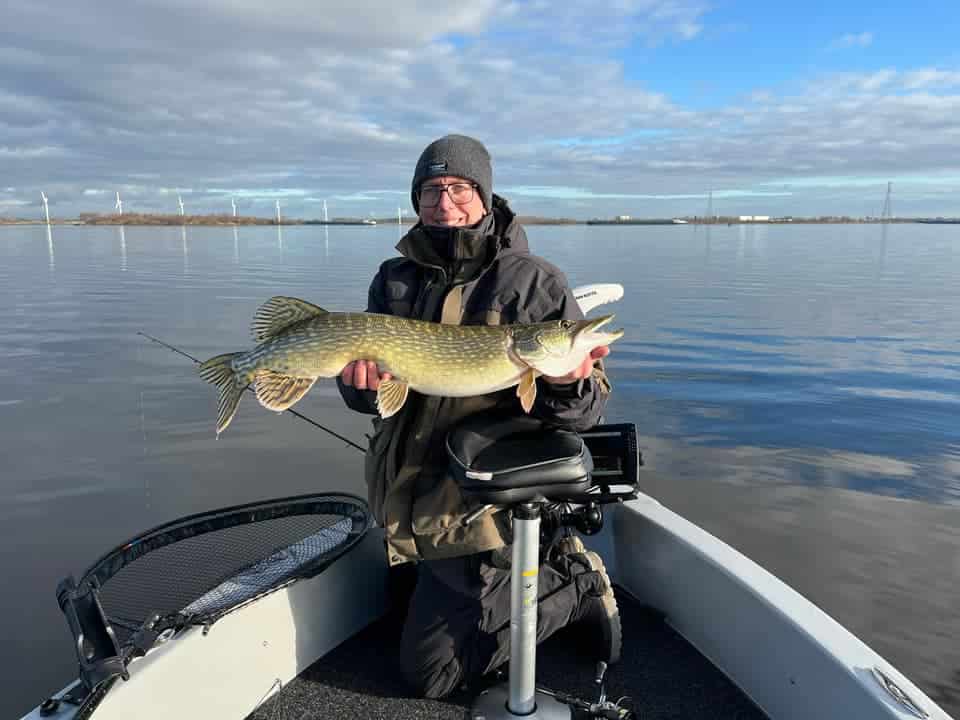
[[565, 549, 622, 665]]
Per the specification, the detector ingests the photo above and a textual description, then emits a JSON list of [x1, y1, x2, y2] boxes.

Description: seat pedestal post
[[470, 503, 572, 720]]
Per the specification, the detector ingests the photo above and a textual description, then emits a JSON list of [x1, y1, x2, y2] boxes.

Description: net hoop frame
[[76, 492, 372, 631]]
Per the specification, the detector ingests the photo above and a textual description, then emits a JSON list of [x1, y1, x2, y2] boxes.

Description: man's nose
[[436, 188, 457, 210]]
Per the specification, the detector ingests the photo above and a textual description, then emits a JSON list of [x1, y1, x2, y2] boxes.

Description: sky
[[2, 0, 960, 219]]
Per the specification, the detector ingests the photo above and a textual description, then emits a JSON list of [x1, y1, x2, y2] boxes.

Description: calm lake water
[[1, 222, 958, 716]]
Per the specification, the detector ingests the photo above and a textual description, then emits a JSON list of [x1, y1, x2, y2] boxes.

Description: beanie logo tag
[[428, 162, 447, 174]]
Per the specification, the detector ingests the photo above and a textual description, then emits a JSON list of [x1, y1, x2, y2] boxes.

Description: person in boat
[[337, 134, 620, 699]]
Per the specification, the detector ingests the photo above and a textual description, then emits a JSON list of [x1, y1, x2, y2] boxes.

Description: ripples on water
[[1, 222, 958, 716]]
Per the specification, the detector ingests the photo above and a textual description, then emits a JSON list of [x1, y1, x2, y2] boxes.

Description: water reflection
[[181, 225, 188, 274], [2, 223, 959, 718], [876, 222, 890, 277], [277, 223, 283, 251], [46, 224, 55, 274], [118, 224, 126, 272]]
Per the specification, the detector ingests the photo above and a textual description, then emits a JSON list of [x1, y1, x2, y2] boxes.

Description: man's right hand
[[340, 360, 392, 391]]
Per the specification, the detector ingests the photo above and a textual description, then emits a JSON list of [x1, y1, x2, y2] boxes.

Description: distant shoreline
[[0, 213, 956, 226]]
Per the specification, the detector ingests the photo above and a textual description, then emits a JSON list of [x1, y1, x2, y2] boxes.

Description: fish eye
[[560, 320, 575, 329]]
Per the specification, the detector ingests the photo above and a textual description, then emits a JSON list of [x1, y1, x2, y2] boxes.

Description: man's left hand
[[542, 346, 610, 385]]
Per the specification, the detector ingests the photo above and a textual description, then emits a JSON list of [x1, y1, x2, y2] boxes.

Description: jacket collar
[[395, 194, 526, 281]]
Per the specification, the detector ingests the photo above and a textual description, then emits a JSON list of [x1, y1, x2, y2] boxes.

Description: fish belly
[[406, 355, 527, 397]]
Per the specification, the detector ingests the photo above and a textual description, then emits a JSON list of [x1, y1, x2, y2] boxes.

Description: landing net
[[76, 493, 371, 643]]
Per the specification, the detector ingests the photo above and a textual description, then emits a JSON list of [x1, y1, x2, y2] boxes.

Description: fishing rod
[[137, 331, 367, 453]]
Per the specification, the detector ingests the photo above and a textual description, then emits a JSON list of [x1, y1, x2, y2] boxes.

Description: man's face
[[417, 175, 487, 227]]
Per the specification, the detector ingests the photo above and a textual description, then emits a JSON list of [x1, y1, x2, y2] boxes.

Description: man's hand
[[341, 360, 393, 390], [542, 346, 610, 385]]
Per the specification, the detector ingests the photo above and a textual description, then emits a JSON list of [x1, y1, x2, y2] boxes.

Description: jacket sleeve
[[336, 268, 386, 415], [528, 279, 611, 432]]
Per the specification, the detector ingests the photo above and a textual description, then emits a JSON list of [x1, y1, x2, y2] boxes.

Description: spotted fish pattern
[[199, 296, 622, 435]]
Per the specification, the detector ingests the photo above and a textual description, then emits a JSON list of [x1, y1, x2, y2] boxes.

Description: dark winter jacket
[[337, 195, 611, 565]]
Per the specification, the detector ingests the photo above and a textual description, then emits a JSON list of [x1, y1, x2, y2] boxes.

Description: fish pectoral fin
[[253, 370, 318, 412], [376, 379, 409, 419], [252, 296, 328, 342], [517, 368, 539, 413]]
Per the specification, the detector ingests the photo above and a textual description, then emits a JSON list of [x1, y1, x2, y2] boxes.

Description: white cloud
[[497, 0, 708, 47], [502, 186, 792, 200], [901, 70, 960, 90], [1, 2, 959, 217], [0, 145, 64, 158], [833, 31, 874, 49]]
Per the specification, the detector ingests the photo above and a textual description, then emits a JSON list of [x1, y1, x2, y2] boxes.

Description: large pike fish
[[199, 296, 623, 435]]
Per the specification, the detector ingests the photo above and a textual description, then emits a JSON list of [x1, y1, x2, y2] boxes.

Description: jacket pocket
[[410, 472, 469, 535], [411, 472, 511, 560]]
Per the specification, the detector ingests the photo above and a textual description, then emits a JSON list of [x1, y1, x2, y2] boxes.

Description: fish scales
[[199, 297, 622, 434], [239, 313, 521, 397]]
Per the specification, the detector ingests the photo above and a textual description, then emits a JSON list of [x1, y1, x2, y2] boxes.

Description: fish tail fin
[[198, 352, 247, 435]]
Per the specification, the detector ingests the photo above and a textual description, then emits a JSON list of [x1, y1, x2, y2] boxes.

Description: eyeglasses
[[418, 182, 477, 207]]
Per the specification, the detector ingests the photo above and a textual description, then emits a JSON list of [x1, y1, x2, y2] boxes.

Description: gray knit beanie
[[411, 134, 493, 213]]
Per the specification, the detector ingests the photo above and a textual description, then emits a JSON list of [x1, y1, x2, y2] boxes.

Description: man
[[337, 134, 619, 699]]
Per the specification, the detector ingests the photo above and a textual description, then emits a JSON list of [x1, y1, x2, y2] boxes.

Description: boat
[[21, 458, 952, 720], [20, 283, 953, 720]]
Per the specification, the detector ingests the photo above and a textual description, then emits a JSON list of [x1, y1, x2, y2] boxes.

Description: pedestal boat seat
[[445, 411, 640, 720]]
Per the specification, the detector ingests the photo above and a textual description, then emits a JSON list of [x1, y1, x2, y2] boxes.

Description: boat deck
[[248, 587, 769, 720]]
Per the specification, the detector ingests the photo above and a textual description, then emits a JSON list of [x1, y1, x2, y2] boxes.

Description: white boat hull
[[23, 530, 389, 720], [606, 495, 950, 720], [23, 492, 952, 720]]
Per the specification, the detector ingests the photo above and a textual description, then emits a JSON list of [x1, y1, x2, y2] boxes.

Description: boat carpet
[[248, 587, 769, 720]]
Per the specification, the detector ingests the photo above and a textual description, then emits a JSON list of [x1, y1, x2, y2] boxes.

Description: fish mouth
[[577, 314, 624, 346]]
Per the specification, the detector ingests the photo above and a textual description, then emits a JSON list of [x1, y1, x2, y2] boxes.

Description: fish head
[[511, 314, 623, 377]]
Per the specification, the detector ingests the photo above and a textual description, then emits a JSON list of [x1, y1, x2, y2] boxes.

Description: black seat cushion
[[446, 412, 593, 505]]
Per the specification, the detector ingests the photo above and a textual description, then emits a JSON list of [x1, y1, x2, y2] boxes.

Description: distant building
[[616, 215, 631, 221], [738, 215, 770, 222]]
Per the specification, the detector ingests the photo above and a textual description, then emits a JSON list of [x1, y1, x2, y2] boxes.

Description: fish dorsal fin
[[252, 296, 328, 341], [253, 370, 317, 412]]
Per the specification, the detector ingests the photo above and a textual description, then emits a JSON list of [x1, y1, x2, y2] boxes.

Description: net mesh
[[78, 494, 369, 644]]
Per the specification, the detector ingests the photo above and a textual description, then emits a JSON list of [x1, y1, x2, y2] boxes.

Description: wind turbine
[[115, 191, 123, 216], [178, 194, 185, 217], [323, 199, 328, 223], [231, 197, 237, 219], [398, 207, 402, 226], [275, 199, 281, 224], [41, 192, 50, 225]]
